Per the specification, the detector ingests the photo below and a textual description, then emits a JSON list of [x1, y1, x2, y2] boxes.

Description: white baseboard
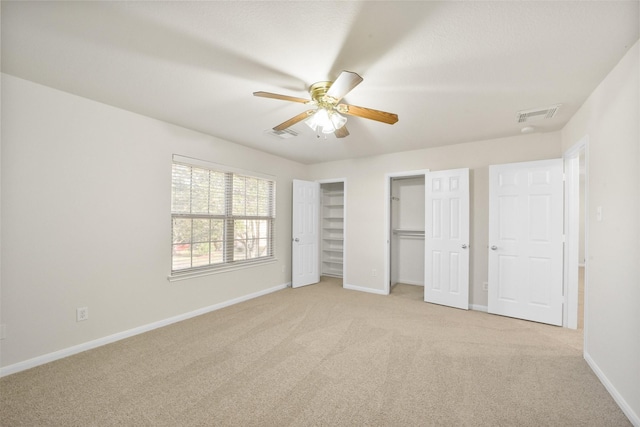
[[584, 351, 639, 426], [343, 283, 388, 295], [470, 304, 488, 312], [0, 283, 289, 378]]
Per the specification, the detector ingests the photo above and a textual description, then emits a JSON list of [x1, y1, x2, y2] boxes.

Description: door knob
[[490, 245, 497, 250], [293, 238, 300, 242], [461, 244, 468, 249]]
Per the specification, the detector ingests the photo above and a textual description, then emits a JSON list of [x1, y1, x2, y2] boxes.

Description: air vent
[[266, 128, 299, 139], [516, 104, 561, 123]]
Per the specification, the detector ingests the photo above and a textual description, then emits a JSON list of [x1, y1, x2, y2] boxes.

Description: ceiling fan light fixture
[[305, 108, 347, 134], [330, 110, 347, 130], [304, 108, 326, 132]]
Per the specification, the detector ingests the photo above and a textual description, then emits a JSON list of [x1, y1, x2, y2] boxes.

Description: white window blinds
[[171, 158, 275, 275]]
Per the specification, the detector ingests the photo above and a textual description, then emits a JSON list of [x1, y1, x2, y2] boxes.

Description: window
[[171, 157, 275, 275]]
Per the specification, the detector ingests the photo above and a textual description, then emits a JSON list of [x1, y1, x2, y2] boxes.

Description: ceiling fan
[[254, 71, 398, 138]]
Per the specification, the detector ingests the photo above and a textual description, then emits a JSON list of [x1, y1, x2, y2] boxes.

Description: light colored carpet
[[0, 277, 630, 426]]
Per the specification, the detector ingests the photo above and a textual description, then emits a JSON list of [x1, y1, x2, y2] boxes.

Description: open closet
[[320, 182, 344, 278], [390, 176, 425, 289]]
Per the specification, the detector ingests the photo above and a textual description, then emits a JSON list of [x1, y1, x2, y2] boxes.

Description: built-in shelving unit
[[321, 182, 344, 277]]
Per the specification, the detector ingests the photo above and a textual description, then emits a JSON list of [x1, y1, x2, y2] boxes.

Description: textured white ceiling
[[2, 1, 638, 164]]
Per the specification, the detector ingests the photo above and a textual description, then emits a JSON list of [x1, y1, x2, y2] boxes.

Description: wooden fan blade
[[273, 110, 315, 131], [254, 91, 310, 104], [326, 71, 363, 102], [334, 126, 349, 138], [338, 104, 398, 125]]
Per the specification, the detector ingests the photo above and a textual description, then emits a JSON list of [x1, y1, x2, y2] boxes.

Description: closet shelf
[[323, 272, 343, 278], [392, 229, 425, 236], [321, 183, 344, 278]]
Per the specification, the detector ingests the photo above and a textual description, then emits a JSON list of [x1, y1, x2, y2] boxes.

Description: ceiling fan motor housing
[[309, 81, 337, 107]]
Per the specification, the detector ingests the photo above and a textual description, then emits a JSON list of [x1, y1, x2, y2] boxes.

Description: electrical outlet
[[482, 282, 488, 291], [282, 265, 286, 273], [76, 307, 89, 322], [372, 269, 378, 277]]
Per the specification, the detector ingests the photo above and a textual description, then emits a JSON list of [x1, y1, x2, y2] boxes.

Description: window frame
[[169, 155, 276, 280]]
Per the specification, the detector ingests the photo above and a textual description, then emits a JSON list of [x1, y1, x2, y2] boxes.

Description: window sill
[[167, 258, 277, 282]]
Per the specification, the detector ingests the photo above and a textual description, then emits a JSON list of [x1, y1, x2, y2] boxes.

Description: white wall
[[309, 132, 562, 307], [561, 40, 639, 424], [0, 74, 308, 369]]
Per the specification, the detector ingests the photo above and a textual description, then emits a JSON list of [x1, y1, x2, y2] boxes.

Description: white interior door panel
[[488, 159, 564, 325], [292, 179, 320, 288], [424, 168, 470, 309]]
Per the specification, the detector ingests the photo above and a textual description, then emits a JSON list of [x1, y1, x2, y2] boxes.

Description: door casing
[[564, 136, 589, 330]]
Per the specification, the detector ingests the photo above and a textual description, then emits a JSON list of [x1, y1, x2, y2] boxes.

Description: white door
[[488, 159, 564, 326], [292, 179, 320, 288], [424, 168, 470, 309]]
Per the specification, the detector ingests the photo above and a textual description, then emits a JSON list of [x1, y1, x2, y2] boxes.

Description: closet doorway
[[291, 179, 346, 288], [385, 168, 470, 307], [319, 180, 345, 280], [385, 171, 428, 295]]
